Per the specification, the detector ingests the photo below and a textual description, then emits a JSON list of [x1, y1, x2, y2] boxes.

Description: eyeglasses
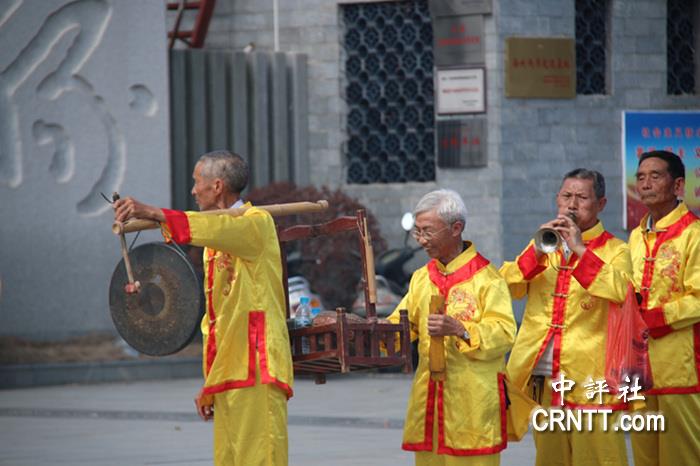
[[411, 225, 450, 241]]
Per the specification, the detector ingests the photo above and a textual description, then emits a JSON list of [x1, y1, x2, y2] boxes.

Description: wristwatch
[[461, 329, 471, 341]]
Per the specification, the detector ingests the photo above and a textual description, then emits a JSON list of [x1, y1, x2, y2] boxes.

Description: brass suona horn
[[533, 212, 577, 254], [534, 228, 561, 254]]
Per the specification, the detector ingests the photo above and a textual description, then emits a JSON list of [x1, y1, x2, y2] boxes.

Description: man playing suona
[[501, 169, 632, 466]]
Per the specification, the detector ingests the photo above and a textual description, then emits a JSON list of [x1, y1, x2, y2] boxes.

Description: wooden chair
[[277, 209, 412, 383]]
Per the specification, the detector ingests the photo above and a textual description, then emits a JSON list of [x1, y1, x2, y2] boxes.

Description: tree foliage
[[247, 182, 386, 310]]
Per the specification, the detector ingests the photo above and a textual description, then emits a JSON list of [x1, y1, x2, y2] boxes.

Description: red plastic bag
[[605, 285, 654, 392]]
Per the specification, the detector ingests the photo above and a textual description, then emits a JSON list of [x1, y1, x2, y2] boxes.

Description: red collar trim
[[427, 253, 490, 298], [585, 230, 614, 251], [651, 211, 698, 249]]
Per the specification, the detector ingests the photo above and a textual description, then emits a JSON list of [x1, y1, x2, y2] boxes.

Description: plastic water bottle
[[295, 296, 312, 354], [311, 307, 321, 318]]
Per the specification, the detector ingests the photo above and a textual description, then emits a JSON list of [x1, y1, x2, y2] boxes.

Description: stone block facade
[[201, 0, 700, 265]]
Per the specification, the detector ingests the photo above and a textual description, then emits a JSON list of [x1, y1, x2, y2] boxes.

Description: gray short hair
[[197, 150, 249, 194], [562, 168, 605, 199], [413, 189, 468, 231]]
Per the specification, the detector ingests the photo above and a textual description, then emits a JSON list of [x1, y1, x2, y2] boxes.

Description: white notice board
[[436, 68, 485, 114]]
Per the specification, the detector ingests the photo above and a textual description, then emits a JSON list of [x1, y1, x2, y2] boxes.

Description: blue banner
[[623, 111, 700, 230]]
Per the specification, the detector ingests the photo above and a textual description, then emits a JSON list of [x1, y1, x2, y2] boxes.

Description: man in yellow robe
[[628, 150, 700, 465], [114, 150, 293, 466], [388, 189, 517, 466], [501, 169, 631, 466]]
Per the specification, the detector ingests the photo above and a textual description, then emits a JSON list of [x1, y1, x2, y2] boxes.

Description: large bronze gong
[[109, 242, 202, 356]]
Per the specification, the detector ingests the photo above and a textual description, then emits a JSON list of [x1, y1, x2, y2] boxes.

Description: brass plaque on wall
[[505, 37, 576, 98]]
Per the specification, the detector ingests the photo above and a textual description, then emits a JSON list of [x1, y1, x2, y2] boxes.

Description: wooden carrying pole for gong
[[113, 200, 330, 235], [112, 199, 329, 294], [429, 295, 446, 381]]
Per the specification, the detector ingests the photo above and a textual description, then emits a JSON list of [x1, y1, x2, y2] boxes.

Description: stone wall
[[7, 0, 692, 339], [203, 0, 504, 265], [497, 0, 700, 260], [202, 0, 700, 269], [0, 0, 171, 338]]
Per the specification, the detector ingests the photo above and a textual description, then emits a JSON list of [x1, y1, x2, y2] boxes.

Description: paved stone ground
[[0, 373, 537, 465]]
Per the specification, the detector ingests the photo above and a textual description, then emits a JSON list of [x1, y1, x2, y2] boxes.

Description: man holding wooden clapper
[[387, 189, 516, 466]]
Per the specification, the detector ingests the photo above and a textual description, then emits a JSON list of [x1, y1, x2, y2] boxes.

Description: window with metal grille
[[341, 1, 435, 184], [667, 0, 698, 95], [575, 0, 608, 95]]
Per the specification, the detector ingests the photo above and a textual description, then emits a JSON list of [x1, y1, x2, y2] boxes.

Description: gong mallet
[[112, 200, 330, 235], [112, 192, 141, 294]]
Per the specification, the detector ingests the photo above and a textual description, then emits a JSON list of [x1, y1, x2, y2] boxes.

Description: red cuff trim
[[642, 307, 666, 329], [162, 208, 191, 244], [572, 248, 605, 290], [641, 308, 673, 338], [517, 245, 547, 280]]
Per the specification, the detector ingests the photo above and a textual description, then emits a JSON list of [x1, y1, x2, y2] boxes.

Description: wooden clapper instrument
[[429, 294, 446, 381]]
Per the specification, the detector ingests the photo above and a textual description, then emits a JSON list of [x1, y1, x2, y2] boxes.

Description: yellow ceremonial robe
[[162, 205, 293, 466], [628, 202, 700, 466], [162, 205, 293, 395], [628, 202, 700, 393]]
